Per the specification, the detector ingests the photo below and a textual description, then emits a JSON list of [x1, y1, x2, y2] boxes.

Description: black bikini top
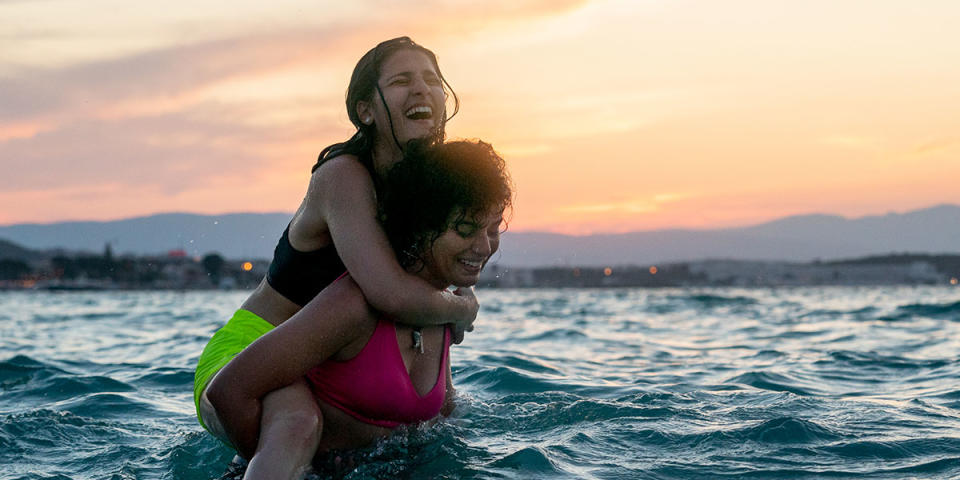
[[266, 225, 346, 307]]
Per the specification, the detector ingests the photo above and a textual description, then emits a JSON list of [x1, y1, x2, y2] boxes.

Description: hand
[[451, 287, 477, 344]]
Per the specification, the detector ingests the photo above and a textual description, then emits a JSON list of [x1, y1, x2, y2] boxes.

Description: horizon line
[[1, 202, 958, 235]]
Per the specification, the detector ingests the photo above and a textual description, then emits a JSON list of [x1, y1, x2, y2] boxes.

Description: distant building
[[687, 259, 943, 286], [479, 256, 956, 288]]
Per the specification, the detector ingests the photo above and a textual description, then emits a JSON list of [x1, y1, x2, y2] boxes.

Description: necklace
[[411, 328, 424, 354]]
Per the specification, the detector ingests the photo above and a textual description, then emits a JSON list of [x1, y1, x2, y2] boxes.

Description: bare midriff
[[238, 278, 303, 327], [314, 397, 395, 452]]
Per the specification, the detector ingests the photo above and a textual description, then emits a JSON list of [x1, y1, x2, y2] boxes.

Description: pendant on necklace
[[411, 329, 424, 354]]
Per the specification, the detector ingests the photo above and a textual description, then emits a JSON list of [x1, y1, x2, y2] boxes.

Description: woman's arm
[[307, 156, 478, 333], [441, 361, 456, 417], [206, 278, 372, 457]]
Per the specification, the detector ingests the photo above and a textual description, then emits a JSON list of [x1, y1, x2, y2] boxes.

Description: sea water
[[2, 287, 960, 479]]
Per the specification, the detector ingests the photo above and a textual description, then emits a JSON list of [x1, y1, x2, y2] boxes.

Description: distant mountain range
[[501, 204, 960, 267], [1, 205, 958, 267], [0, 212, 291, 261]]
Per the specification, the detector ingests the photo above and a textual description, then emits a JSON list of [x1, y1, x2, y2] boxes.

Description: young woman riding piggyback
[[193, 37, 479, 460], [212, 139, 512, 478]]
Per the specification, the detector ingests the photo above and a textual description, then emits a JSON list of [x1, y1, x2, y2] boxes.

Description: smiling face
[[420, 209, 504, 289], [357, 49, 447, 155], [376, 140, 512, 288]]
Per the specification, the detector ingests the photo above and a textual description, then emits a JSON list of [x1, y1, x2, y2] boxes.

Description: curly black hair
[[377, 139, 513, 269]]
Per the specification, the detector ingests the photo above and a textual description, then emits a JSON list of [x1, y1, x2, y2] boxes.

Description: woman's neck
[[371, 140, 403, 176], [407, 263, 449, 291]]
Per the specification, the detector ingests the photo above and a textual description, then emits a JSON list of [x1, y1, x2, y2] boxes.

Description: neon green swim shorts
[[193, 309, 274, 429]]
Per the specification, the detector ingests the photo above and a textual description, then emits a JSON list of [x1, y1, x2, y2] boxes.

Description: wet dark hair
[[378, 139, 513, 269], [312, 36, 459, 173]]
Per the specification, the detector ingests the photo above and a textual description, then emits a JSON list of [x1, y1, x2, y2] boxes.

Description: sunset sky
[[2, 0, 959, 234]]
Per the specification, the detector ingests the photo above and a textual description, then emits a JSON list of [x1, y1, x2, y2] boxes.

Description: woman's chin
[[399, 120, 438, 140], [451, 274, 480, 288]]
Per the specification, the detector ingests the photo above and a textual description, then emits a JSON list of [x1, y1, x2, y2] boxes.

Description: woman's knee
[[267, 405, 321, 433], [260, 385, 323, 446], [198, 389, 234, 447]]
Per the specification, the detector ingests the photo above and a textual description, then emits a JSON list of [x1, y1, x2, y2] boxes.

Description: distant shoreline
[[3, 253, 958, 291]]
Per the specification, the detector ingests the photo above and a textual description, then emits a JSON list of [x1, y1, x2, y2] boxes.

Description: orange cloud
[[380, 0, 589, 21], [911, 137, 957, 157], [0, 121, 52, 142], [820, 135, 882, 152]]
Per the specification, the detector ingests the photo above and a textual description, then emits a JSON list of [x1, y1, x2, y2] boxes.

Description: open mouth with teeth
[[458, 258, 483, 271], [405, 105, 433, 120]]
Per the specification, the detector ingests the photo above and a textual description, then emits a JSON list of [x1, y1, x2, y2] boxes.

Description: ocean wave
[[455, 391, 691, 444], [1, 355, 60, 389], [823, 351, 951, 371], [820, 437, 960, 460], [133, 366, 196, 388], [724, 371, 824, 396], [880, 456, 960, 476], [474, 353, 565, 375], [1, 355, 136, 408], [4, 474, 77, 480], [485, 445, 561, 474], [56, 392, 157, 419], [879, 300, 960, 321], [800, 306, 878, 319], [630, 416, 845, 452], [898, 300, 960, 317], [161, 431, 236, 480], [734, 416, 844, 444], [517, 327, 589, 341], [670, 294, 760, 307], [0, 409, 134, 472]]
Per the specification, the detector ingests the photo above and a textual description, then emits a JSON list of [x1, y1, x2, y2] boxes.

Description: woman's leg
[[198, 386, 235, 448], [243, 379, 323, 480]]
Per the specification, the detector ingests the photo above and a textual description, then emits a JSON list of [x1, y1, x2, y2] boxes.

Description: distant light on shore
[[604, 267, 613, 276], [242, 262, 253, 272], [951, 277, 958, 285], [649, 266, 658, 275]]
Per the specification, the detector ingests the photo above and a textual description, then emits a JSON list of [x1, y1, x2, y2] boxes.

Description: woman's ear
[[356, 101, 373, 125]]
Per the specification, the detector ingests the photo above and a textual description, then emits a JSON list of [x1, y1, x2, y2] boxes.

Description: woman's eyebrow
[[386, 72, 412, 81], [387, 70, 437, 80]]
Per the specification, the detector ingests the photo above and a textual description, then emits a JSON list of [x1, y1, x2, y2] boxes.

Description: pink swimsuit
[[306, 318, 450, 428]]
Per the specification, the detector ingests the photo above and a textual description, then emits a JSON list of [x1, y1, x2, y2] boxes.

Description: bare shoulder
[[311, 154, 373, 191], [293, 154, 373, 244]]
